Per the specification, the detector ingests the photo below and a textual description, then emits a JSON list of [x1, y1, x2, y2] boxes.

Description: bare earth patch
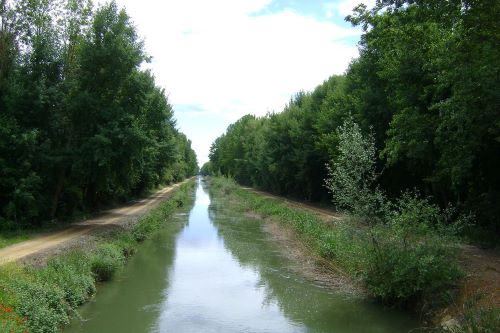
[[459, 245, 500, 306], [439, 245, 500, 318]]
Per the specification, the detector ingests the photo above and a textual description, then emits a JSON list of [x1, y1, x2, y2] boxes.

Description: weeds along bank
[[209, 177, 499, 332], [0, 181, 195, 333]]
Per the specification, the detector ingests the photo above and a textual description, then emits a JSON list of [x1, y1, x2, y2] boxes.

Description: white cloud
[[334, 0, 376, 17], [324, 3, 336, 18], [113, 0, 363, 165]]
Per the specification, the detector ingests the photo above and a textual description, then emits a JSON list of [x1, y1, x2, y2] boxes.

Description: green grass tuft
[[90, 243, 125, 282]]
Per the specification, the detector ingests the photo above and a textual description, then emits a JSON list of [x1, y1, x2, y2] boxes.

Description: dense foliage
[[0, 0, 197, 229], [207, 0, 499, 237]]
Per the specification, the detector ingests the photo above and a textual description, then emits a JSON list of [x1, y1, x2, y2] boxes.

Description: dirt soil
[[0, 180, 188, 266], [436, 244, 500, 328], [451, 244, 500, 309]]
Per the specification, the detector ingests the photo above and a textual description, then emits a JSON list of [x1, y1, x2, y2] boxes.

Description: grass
[[0, 231, 33, 249], [457, 294, 500, 333], [0, 180, 194, 333]]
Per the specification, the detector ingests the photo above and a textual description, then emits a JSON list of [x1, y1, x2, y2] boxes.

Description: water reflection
[[154, 179, 301, 332]]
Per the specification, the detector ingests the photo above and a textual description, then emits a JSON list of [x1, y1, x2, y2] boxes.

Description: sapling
[[325, 117, 386, 223]]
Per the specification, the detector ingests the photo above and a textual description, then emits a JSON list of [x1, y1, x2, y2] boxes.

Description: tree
[[325, 118, 385, 221], [0, 0, 197, 229]]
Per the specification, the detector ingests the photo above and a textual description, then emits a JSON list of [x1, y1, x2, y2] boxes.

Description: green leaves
[[209, 77, 347, 201], [325, 118, 386, 222], [0, 0, 197, 228]]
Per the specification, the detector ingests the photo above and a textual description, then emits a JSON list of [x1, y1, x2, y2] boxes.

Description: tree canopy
[[0, 0, 197, 228]]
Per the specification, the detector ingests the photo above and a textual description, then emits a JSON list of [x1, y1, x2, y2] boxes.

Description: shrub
[[322, 118, 465, 306], [0, 272, 29, 333], [210, 177, 238, 195], [112, 232, 138, 257], [35, 252, 96, 308], [8, 277, 69, 333], [365, 194, 464, 306], [91, 243, 125, 282], [0, 303, 27, 333], [131, 210, 166, 242]]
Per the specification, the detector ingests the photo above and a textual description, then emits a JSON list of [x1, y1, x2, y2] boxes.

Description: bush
[[0, 302, 27, 333], [0, 256, 95, 333], [323, 119, 465, 306], [210, 177, 238, 195], [131, 208, 169, 242], [364, 194, 463, 306], [0, 266, 29, 333], [35, 252, 95, 308], [91, 243, 125, 282], [132, 215, 157, 242], [0, 266, 69, 333], [366, 228, 462, 306], [112, 232, 137, 257], [13, 279, 69, 333]]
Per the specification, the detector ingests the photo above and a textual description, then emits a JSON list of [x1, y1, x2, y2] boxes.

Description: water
[[66, 178, 419, 333]]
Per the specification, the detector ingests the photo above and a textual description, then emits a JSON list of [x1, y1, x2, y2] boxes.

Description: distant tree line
[[0, 0, 197, 228], [206, 0, 499, 236]]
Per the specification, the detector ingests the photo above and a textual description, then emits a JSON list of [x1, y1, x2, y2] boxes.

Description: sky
[[113, 0, 375, 165]]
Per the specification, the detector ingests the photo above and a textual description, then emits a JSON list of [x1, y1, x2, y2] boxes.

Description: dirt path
[[241, 187, 342, 223], [455, 245, 500, 307], [0, 180, 189, 265]]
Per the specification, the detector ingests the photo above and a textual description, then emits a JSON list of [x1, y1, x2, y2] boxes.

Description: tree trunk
[[50, 167, 66, 219]]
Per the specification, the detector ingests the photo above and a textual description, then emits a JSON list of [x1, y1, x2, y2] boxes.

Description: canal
[[66, 178, 418, 332]]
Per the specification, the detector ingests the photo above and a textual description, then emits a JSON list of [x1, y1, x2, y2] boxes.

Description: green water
[[65, 178, 419, 333]]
